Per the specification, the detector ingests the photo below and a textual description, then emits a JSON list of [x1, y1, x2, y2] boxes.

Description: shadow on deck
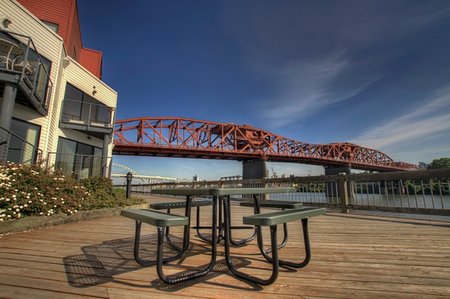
[[1, 195, 450, 298]]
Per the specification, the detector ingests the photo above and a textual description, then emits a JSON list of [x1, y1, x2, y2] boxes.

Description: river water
[[270, 192, 450, 210]]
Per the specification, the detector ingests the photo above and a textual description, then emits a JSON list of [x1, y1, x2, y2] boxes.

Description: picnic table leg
[[223, 196, 280, 285], [156, 196, 218, 284], [195, 203, 220, 243], [133, 220, 189, 266], [164, 208, 182, 251], [256, 218, 311, 268], [228, 195, 257, 246], [253, 195, 288, 253], [197, 195, 256, 247]]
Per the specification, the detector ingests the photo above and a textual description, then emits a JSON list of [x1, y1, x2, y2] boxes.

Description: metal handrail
[[0, 29, 53, 110], [46, 152, 112, 180], [124, 169, 450, 215], [61, 99, 113, 126]]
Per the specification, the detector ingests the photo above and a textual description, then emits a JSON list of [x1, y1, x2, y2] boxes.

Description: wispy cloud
[[181, 164, 195, 171], [261, 51, 379, 128], [351, 86, 450, 160]]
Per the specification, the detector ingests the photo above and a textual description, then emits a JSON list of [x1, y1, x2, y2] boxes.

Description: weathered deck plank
[[0, 195, 449, 298]]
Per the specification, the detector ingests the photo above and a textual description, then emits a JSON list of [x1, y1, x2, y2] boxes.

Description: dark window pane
[[92, 148, 103, 176], [76, 142, 94, 179], [81, 95, 96, 122], [42, 21, 59, 33], [62, 84, 84, 122], [55, 137, 102, 179], [62, 84, 111, 126], [55, 138, 76, 177], [7, 119, 40, 164]]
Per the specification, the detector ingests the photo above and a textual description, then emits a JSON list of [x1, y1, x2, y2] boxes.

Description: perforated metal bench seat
[[149, 199, 212, 210], [121, 209, 189, 227], [238, 199, 303, 209], [243, 207, 326, 226]]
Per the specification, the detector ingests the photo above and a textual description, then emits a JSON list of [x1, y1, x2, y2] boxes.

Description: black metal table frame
[[138, 188, 311, 285], [194, 195, 257, 246]]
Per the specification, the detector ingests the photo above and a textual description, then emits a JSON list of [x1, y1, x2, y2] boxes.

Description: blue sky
[[78, 0, 450, 180]]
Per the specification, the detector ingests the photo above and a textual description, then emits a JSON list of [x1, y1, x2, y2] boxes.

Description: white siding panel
[[65, 57, 118, 108]]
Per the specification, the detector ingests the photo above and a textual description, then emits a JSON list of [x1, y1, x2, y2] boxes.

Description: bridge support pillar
[[243, 159, 268, 180], [242, 159, 269, 199], [324, 166, 351, 176], [324, 166, 353, 208]]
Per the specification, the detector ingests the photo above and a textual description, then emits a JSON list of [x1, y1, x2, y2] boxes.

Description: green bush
[[80, 176, 142, 209], [0, 163, 143, 222]]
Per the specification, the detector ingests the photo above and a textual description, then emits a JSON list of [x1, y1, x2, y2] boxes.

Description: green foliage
[[0, 163, 143, 222], [429, 158, 450, 169], [80, 176, 142, 209]]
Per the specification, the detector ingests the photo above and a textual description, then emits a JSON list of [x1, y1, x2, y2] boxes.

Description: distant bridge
[[113, 117, 417, 172], [111, 163, 177, 183], [111, 173, 177, 184]]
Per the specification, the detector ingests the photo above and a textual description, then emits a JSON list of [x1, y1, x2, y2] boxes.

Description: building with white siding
[[0, 0, 117, 179]]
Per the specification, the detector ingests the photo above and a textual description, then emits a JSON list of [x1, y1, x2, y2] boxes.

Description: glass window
[[62, 84, 84, 122], [92, 148, 103, 176], [55, 137, 103, 179], [56, 138, 77, 177], [7, 119, 40, 164], [42, 21, 59, 33], [81, 95, 96, 122], [35, 56, 52, 101], [62, 84, 111, 126]]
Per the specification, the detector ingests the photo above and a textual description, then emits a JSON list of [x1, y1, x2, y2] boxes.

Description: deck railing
[[123, 169, 450, 215]]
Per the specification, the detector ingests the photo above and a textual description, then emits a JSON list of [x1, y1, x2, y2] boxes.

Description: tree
[[429, 158, 450, 169]]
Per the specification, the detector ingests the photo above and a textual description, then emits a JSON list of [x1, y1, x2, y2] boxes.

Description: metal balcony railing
[[0, 127, 42, 165], [61, 99, 114, 130], [47, 152, 112, 180], [0, 30, 53, 115]]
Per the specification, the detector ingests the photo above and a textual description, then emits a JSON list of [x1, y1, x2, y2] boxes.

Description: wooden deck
[[1, 195, 450, 298]]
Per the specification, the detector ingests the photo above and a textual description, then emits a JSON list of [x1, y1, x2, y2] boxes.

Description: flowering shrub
[[0, 163, 142, 222]]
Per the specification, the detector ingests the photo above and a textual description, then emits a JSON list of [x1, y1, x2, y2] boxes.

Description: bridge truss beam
[[113, 117, 417, 172]]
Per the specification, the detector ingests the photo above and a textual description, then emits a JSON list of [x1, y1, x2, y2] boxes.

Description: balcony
[[0, 30, 53, 116], [60, 99, 114, 136]]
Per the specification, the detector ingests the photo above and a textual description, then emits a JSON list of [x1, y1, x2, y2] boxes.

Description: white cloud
[[261, 51, 379, 128], [352, 86, 450, 161], [181, 164, 196, 171]]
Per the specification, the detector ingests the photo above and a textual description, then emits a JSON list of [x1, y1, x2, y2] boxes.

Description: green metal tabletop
[[151, 187, 296, 196]]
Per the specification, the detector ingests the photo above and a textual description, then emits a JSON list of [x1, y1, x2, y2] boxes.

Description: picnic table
[[121, 187, 326, 285]]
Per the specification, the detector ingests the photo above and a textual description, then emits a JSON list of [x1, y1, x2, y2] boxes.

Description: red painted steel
[[113, 117, 417, 171]]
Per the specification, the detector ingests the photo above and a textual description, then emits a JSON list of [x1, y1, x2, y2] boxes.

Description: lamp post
[[126, 172, 133, 199]]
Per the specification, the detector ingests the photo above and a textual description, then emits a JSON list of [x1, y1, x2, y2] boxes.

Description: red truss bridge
[[113, 117, 417, 172]]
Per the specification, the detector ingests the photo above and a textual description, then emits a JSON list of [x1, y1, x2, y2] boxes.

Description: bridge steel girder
[[113, 117, 417, 172]]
